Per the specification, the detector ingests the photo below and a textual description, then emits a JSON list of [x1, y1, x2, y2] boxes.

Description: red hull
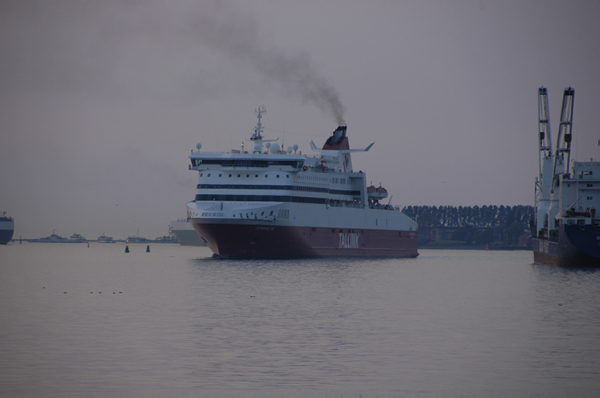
[[533, 249, 562, 266], [192, 223, 418, 258]]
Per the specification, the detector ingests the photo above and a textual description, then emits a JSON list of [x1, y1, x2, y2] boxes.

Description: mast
[[251, 105, 266, 142], [249, 105, 278, 153]]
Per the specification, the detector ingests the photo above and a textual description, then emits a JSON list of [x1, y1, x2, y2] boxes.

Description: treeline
[[401, 205, 534, 247]]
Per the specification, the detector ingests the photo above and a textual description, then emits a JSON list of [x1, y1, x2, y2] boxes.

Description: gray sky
[[2, 0, 599, 239]]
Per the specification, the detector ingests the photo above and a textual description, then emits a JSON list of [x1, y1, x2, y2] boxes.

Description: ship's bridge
[[572, 161, 600, 180], [190, 153, 305, 171]]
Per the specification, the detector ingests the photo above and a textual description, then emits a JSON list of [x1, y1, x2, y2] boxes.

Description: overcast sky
[[2, 0, 599, 239]]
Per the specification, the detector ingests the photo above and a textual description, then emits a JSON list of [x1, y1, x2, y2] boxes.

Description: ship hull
[[192, 222, 418, 258], [0, 229, 14, 245], [533, 224, 600, 267], [0, 220, 15, 245]]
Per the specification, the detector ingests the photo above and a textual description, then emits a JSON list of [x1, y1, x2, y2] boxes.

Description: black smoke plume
[[194, 3, 346, 125]]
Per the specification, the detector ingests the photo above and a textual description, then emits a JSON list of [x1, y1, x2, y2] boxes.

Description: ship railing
[[368, 203, 400, 211], [327, 199, 364, 209]]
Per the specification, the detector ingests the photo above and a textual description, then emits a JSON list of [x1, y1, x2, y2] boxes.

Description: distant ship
[[69, 233, 87, 243], [97, 234, 115, 243], [186, 106, 418, 258], [153, 235, 178, 244], [170, 219, 205, 246], [126, 236, 151, 244], [29, 230, 71, 243], [533, 87, 600, 266], [0, 212, 14, 244]]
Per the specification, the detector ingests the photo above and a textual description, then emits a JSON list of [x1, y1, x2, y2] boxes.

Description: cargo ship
[[186, 107, 418, 258], [533, 87, 600, 266], [0, 212, 14, 244]]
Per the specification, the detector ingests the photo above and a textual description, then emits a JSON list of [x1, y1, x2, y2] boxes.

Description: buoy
[[125, 246, 129, 253], [146, 245, 150, 252]]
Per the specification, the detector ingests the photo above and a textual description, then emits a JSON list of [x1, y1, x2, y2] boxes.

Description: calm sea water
[[1, 242, 599, 397]]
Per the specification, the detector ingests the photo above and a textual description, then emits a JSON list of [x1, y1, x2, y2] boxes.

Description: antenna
[[248, 105, 278, 153], [251, 105, 266, 141]]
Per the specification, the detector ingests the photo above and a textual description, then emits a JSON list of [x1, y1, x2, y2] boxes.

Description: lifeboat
[[367, 185, 388, 200]]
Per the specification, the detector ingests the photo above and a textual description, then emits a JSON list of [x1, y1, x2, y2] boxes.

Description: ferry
[[533, 87, 600, 266], [186, 107, 418, 258], [97, 234, 115, 243], [29, 231, 70, 243]]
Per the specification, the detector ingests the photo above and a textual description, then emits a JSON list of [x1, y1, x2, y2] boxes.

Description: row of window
[[298, 175, 329, 182], [194, 194, 330, 204], [196, 184, 361, 196], [193, 159, 304, 168], [201, 173, 289, 179], [200, 171, 350, 186]]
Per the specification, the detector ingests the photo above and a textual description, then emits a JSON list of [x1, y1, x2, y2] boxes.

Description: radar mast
[[248, 105, 278, 153], [251, 105, 266, 141]]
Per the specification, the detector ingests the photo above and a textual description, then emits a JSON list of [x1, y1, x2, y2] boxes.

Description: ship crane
[[535, 87, 553, 235], [546, 87, 575, 232], [551, 87, 575, 193], [537, 86, 553, 183]]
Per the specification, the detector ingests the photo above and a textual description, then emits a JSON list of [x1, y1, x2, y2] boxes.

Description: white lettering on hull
[[339, 233, 359, 249]]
